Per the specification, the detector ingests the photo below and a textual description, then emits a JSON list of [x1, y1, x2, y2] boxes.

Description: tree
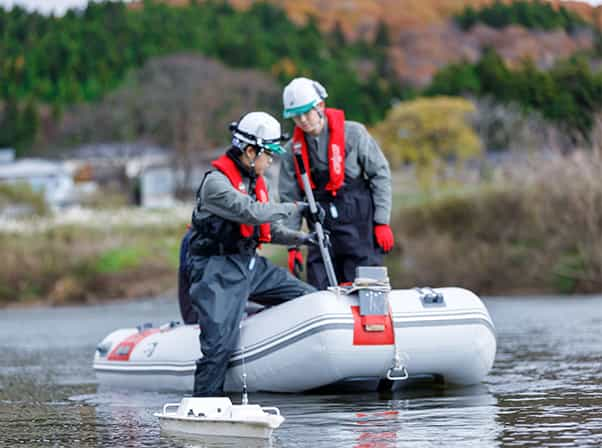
[[454, 0, 588, 32], [55, 54, 281, 189], [476, 47, 512, 98], [0, 99, 20, 150], [374, 20, 390, 47], [372, 97, 481, 186], [18, 99, 39, 151], [426, 62, 480, 96], [456, 6, 478, 30], [1, 0, 402, 154], [330, 21, 346, 47]]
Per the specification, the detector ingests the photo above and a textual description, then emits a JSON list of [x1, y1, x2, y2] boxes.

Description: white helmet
[[282, 77, 328, 119], [230, 111, 286, 154]]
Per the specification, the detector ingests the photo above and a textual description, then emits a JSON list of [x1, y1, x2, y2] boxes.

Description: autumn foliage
[[372, 96, 481, 184]]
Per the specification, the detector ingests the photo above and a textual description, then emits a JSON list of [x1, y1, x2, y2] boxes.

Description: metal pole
[[294, 146, 338, 288]]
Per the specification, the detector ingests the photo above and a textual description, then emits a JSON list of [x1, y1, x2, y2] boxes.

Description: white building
[[0, 158, 75, 208], [69, 142, 177, 208]]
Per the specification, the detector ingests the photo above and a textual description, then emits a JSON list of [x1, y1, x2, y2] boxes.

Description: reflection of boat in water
[[94, 286, 496, 393]]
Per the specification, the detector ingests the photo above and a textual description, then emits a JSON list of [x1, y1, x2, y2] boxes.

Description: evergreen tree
[[426, 49, 602, 141], [18, 99, 39, 151], [476, 47, 511, 98], [426, 63, 480, 96], [0, 99, 21, 152], [454, 0, 588, 32], [456, 6, 478, 31], [374, 20, 390, 47], [0, 0, 403, 152], [330, 21, 346, 48]]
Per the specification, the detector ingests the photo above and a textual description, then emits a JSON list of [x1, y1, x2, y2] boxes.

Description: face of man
[[244, 146, 273, 176], [292, 102, 325, 136]]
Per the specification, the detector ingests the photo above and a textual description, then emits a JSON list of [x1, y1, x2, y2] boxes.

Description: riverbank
[[0, 203, 292, 307], [388, 149, 602, 295], [0, 206, 190, 306], [2, 149, 601, 307]]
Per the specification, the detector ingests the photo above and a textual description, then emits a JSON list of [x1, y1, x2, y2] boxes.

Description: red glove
[[288, 248, 304, 278], [374, 224, 394, 253]]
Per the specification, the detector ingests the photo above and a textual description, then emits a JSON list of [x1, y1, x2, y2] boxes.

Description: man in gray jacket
[[187, 111, 317, 397], [279, 77, 394, 289]]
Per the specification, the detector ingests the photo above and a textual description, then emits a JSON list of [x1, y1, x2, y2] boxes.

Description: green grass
[[95, 246, 147, 274], [552, 251, 586, 294]]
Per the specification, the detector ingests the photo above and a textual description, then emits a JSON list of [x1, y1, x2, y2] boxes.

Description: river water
[[1, 294, 602, 447]]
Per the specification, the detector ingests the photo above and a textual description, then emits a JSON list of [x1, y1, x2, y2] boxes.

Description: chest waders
[[187, 173, 316, 397], [306, 169, 383, 290]]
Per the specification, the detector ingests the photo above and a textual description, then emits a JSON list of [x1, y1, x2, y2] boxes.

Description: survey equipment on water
[[155, 397, 284, 439]]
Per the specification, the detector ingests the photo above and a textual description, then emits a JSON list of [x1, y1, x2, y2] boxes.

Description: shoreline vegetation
[[3, 147, 602, 308], [391, 147, 602, 296], [1, 206, 190, 307]]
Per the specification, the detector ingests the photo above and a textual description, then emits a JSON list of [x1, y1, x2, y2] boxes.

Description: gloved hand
[[374, 224, 394, 253], [298, 201, 326, 227], [302, 231, 319, 247], [295, 201, 309, 213], [302, 230, 331, 248], [288, 247, 304, 278]]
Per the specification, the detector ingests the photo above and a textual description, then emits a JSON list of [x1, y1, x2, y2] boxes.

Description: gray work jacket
[[279, 119, 392, 230], [193, 170, 308, 246]]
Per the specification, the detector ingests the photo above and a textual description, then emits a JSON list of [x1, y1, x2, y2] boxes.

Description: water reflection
[[158, 433, 275, 448]]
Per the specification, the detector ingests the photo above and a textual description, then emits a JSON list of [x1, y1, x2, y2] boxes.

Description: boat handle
[[386, 365, 409, 381], [415, 287, 444, 305], [162, 403, 181, 415], [261, 407, 281, 416]]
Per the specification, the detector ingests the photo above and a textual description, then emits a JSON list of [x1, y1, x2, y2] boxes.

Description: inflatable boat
[[93, 279, 496, 393]]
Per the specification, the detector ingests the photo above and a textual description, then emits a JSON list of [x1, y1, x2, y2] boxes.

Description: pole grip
[[293, 146, 306, 175]]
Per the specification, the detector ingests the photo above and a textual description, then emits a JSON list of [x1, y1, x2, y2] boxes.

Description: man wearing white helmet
[[279, 77, 393, 289], [186, 111, 318, 397]]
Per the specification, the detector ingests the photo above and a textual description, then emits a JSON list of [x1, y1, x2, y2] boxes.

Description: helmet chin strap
[[310, 106, 325, 135], [314, 106, 324, 120], [245, 146, 262, 169], [247, 151, 256, 168]]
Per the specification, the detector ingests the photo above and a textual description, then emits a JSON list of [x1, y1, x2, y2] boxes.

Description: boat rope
[[388, 298, 409, 382], [387, 315, 409, 381], [387, 343, 409, 381], [337, 277, 392, 295], [240, 323, 249, 405]]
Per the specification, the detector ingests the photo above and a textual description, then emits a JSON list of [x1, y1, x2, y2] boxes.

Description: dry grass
[[390, 148, 602, 295], [0, 223, 184, 306], [4, 147, 602, 306]]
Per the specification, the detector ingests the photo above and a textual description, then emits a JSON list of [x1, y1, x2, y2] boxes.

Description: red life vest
[[292, 108, 345, 197], [211, 155, 271, 243]]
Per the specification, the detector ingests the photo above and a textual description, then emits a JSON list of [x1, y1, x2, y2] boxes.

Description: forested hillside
[[427, 48, 602, 140], [163, 0, 602, 38], [1, 0, 602, 154], [456, 0, 588, 31], [0, 0, 400, 153]]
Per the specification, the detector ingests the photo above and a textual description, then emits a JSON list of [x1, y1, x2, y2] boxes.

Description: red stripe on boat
[[351, 306, 394, 345], [107, 328, 161, 361]]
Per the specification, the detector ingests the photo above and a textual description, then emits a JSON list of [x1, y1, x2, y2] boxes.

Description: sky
[[0, 0, 132, 15], [0, 0, 600, 15]]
